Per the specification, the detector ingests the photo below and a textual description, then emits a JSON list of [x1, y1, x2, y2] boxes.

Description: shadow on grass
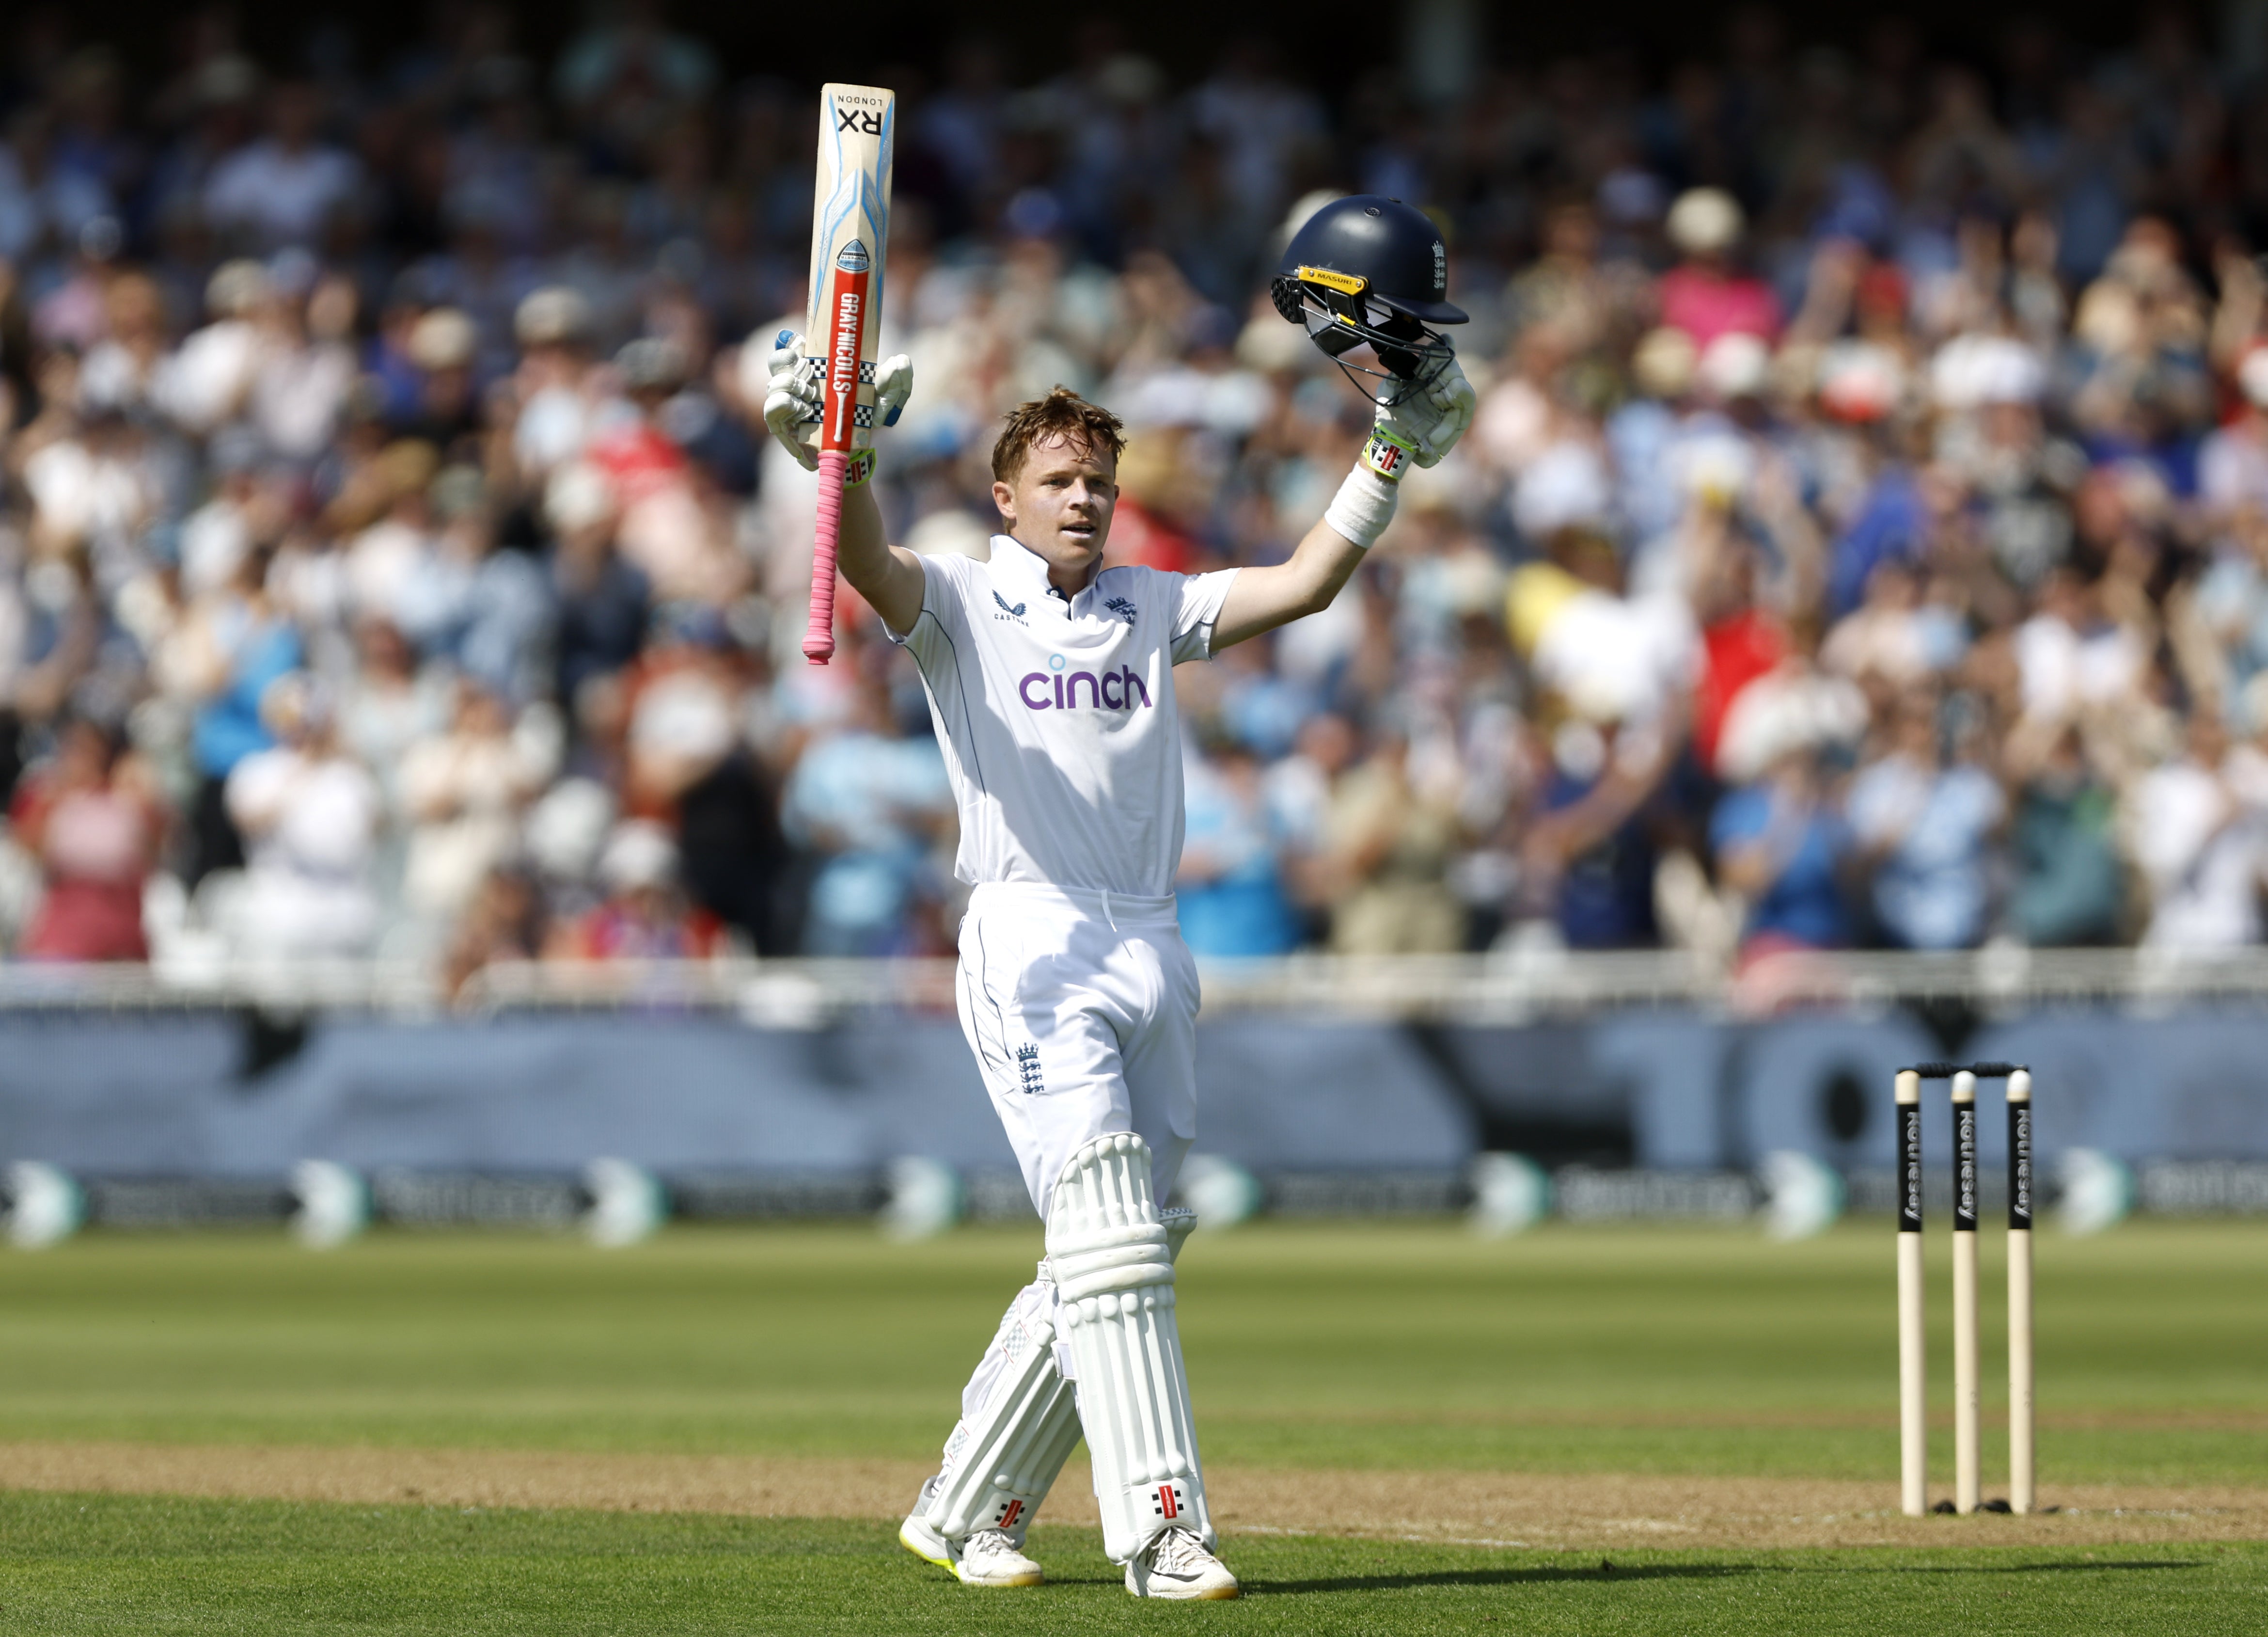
[[1252, 1558, 2208, 1596], [1252, 1564, 1755, 1594], [1865, 1561, 2206, 1576]]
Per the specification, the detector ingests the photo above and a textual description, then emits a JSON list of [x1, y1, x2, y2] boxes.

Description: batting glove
[[1375, 357, 1477, 471], [762, 332, 821, 471], [876, 352, 913, 427], [763, 334, 915, 471]]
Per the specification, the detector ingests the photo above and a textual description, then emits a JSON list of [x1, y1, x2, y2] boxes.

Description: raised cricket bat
[[800, 82, 896, 666]]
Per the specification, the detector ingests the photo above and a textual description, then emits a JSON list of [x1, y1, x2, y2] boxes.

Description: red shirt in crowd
[[9, 771, 159, 962], [1101, 496, 1196, 575], [1694, 610, 1788, 775]]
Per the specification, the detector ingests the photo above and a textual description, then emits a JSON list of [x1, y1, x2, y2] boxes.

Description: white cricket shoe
[[958, 1528, 1045, 1587], [1124, 1527, 1240, 1600], [898, 1511, 1045, 1588]]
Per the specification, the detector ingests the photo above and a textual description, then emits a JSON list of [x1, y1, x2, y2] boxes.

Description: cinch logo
[[1019, 667, 1152, 711]]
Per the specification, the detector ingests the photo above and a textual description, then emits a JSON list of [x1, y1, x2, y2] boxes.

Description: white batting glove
[[1376, 356, 1476, 470], [762, 331, 821, 471], [762, 334, 915, 470], [876, 352, 913, 427]]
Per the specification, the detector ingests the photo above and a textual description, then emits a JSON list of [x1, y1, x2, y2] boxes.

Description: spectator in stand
[[398, 679, 556, 930], [2198, 349, 2268, 522], [507, 287, 603, 484], [1711, 744, 1853, 963], [8, 716, 161, 960], [1847, 693, 2005, 949], [1655, 189, 1780, 351], [9, 16, 2268, 976], [157, 542, 302, 884], [221, 674, 383, 957], [1691, 540, 1787, 779], [1178, 732, 1299, 956], [2195, 506, 2268, 703], [2005, 719, 2125, 945], [2128, 711, 2267, 950], [393, 465, 555, 702], [1311, 725, 1465, 954], [441, 865, 548, 999], [1518, 702, 1678, 950], [548, 819, 724, 960], [779, 676, 951, 956], [546, 462, 650, 707], [202, 81, 362, 254]]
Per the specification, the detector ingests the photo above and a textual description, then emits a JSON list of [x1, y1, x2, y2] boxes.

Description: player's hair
[[990, 388, 1127, 484]]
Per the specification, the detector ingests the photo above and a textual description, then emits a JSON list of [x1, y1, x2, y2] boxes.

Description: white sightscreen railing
[[5, 945, 2268, 1018]]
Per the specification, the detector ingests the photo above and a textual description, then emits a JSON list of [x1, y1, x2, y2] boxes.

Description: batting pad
[[921, 1279, 1082, 1543], [1047, 1132, 1213, 1561], [918, 1205, 1199, 1545]]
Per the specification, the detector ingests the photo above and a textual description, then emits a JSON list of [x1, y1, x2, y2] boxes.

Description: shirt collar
[[991, 534, 1088, 606], [991, 535, 1052, 597]]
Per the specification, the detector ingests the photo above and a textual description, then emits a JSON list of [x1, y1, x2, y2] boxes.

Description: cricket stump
[[1895, 1067, 1927, 1518], [1951, 1068, 1981, 1516], [2007, 1067, 2035, 1515]]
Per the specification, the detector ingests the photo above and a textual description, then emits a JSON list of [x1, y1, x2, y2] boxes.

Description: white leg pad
[[1047, 1132, 1213, 1562], [920, 1276, 1082, 1543], [917, 1208, 1197, 1545]]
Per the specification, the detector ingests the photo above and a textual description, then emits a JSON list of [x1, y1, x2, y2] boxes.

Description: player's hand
[[876, 352, 913, 427], [762, 331, 821, 471], [1377, 357, 1477, 468]]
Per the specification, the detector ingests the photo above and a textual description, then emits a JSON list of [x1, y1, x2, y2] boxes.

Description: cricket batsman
[[761, 197, 1475, 1600]]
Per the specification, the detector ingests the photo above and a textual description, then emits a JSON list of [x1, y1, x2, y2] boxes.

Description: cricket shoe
[[1124, 1527, 1240, 1600], [898, 1512, 1045, 1588]]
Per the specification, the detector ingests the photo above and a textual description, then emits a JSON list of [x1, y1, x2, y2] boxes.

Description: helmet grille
[[1270, 271, 1457, 406]]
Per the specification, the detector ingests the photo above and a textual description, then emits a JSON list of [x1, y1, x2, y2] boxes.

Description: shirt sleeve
[[886, 552, 972, 672], [1169, 567, 1242, 664]]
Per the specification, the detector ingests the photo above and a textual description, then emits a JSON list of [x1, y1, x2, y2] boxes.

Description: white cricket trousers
[[927, 882, 1205, 1541], [954, 881, 1200, 1219]]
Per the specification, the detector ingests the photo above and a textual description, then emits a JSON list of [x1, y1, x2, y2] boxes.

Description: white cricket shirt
[[888, 534, 1238, 896]]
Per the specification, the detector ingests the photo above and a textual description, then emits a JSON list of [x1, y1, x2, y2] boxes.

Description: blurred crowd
[[12, 5, 2268, 985]]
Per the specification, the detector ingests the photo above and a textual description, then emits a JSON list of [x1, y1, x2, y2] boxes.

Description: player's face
[[994, 436, 1118, 586]]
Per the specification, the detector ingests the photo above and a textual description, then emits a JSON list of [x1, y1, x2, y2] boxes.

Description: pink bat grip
[[803, 448, 849, 665]]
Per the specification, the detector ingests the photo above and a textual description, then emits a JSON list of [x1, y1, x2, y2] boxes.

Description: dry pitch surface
[[7, 1439, 2268, 1550]]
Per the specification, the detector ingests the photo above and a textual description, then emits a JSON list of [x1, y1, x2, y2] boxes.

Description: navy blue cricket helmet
[[1271, 195, 1466, 403]]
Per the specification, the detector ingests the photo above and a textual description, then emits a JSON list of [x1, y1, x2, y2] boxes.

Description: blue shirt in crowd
[[1710, 784, 1853, 949]]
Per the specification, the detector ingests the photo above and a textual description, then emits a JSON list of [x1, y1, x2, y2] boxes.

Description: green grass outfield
[[3, 1493, 2263, 1636], [1, 1218, 2261, 1482], [1, 1218, 2263, 1631]]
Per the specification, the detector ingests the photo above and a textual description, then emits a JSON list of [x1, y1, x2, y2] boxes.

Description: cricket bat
[[800, 82, 896, 666]]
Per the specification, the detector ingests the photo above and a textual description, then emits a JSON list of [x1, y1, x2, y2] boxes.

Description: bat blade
[[802, 82, 896, 666]]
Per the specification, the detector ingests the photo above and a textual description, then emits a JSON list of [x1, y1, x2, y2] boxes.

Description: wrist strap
[[1360, 425, 1417, 482], [1323, 464, 1399, 551]]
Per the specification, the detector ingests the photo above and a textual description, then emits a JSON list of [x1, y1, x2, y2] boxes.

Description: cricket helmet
[[1271, 195, 1466, 403]]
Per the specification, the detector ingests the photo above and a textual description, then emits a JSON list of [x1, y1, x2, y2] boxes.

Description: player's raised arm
[[762, 334, 927, 636], [1212, 366, 1475, 648], [1213, 198, 1477, 651]]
